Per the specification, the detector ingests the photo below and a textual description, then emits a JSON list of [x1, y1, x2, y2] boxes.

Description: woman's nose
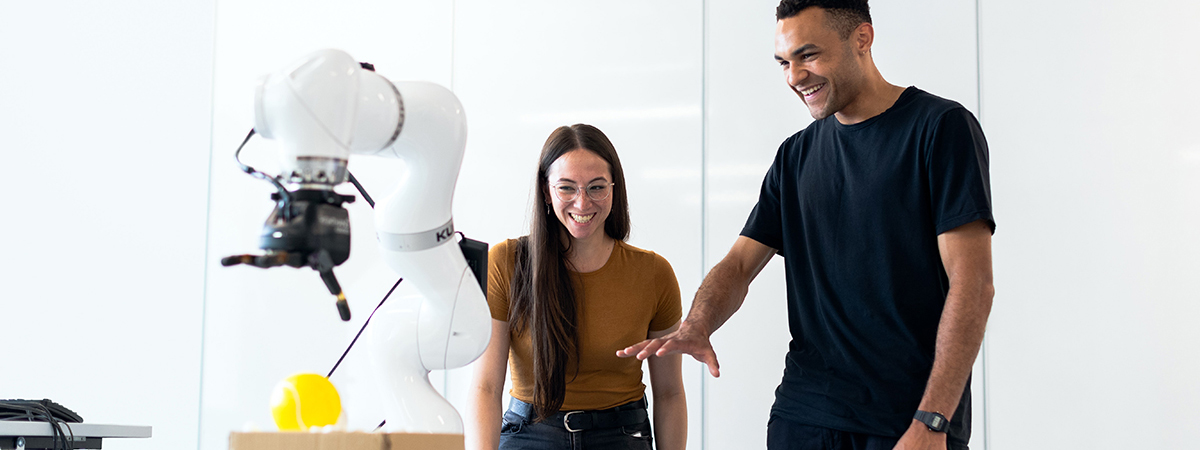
[[573, 194, 592, 209]]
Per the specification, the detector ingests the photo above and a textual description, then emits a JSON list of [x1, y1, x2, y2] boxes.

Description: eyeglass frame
[[548, 181, 617, 202]]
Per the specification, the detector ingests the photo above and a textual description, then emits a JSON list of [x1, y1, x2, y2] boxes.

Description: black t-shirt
[[741, 87, 993, 444]]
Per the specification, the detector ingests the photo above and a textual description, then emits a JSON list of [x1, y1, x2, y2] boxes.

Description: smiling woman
[[546, 149, 617, 250], [466, 124, 688, 450]]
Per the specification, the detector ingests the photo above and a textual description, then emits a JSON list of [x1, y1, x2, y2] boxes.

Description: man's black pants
[[767, 415, 968, 450]]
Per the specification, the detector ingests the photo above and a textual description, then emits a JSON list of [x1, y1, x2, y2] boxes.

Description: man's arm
[[895, 219, 994, 450], [617, 236, 776, 377]]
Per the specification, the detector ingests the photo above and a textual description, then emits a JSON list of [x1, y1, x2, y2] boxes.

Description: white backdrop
[[981, 0, 1200, 448], [4, 1, 1199, 449], [0, 1, 215, 450]]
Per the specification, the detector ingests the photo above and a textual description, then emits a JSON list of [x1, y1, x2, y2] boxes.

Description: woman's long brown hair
[[508, 124, 630, 421]]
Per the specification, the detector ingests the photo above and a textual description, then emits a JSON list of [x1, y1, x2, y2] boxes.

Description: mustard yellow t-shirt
[[487, 238, 682, 410]]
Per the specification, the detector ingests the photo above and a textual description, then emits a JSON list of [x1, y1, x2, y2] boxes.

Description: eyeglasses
[[550, 181, 616, 202]]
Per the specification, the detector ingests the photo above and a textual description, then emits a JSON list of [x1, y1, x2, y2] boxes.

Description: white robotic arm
[[248, 49, 491, 433]]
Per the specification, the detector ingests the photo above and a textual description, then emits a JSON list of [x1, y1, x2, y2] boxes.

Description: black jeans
[[767, 415, 969, 450], [499, 397, 654, 450]]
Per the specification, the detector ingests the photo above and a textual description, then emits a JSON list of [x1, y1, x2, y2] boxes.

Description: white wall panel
[[872, 1, 979, 113], [980, 1, 1200, 448], [201, 1, 455, 449], [704, 1, 984, 448], [703, 1, 804, 448], [0, 1, 215, 449], [450, 2, 705, 448]]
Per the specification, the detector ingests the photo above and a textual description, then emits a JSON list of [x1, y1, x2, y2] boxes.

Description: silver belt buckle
[[563, 411, 584, 432]]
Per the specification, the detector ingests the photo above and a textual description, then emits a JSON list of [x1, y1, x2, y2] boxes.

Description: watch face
[[917, 411, 948, 432]]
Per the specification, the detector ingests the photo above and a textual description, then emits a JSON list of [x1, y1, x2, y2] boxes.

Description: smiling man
[[618, 1, 995, 449]]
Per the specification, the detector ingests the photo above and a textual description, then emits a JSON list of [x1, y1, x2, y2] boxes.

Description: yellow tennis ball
[[270, 373, 342, 431]]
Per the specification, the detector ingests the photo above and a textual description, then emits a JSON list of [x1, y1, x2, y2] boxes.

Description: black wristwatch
[[913, 410, 948, 433]]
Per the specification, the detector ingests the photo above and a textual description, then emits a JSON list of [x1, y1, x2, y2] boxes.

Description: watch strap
[[913, 410, 949, 433]]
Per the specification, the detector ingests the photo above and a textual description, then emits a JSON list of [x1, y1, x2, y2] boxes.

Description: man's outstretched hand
[[617, 322, 721, 377]]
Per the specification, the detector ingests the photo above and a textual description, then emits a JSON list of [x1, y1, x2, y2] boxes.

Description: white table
[[0, 422, 150, 449]]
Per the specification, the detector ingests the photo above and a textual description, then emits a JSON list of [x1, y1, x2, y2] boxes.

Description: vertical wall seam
[[197, 1, 220, 448], [975, 1, 989, 449], [445, 0, 458, 394], [699, 1, 709, 449]]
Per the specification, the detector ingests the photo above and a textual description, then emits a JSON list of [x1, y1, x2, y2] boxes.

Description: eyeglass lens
[[554, 182, 611, 201]]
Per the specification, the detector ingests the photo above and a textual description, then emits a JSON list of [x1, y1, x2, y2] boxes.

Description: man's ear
[[854, 22, 874, 55]]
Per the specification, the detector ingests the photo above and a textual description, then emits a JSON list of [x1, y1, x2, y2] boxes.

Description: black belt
[[507, 397, 648, 432]]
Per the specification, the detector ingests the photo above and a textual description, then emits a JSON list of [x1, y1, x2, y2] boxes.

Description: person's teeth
[[570, 213, 594, 223], [802, 84, 823, 95]]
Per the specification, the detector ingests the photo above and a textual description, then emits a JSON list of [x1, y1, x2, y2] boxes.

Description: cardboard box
[[229, 431, 464, 450]]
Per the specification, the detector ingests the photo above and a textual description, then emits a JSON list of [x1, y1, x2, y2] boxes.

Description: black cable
[[347, 171, 375, 208], [331, 164, 398, 425], [233, 128, 295, 220], [37, 404, 62, 450], [354, 232, 479, 433], [39, 403, 73, 450], [324, 166, 383, 375], [39, 404, 70, 450], [0, 401, 73, 450], [326, 277, 404, 378]]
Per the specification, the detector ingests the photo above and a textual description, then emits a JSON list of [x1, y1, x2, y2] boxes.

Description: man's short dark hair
[[776, 0, 871, 40]]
